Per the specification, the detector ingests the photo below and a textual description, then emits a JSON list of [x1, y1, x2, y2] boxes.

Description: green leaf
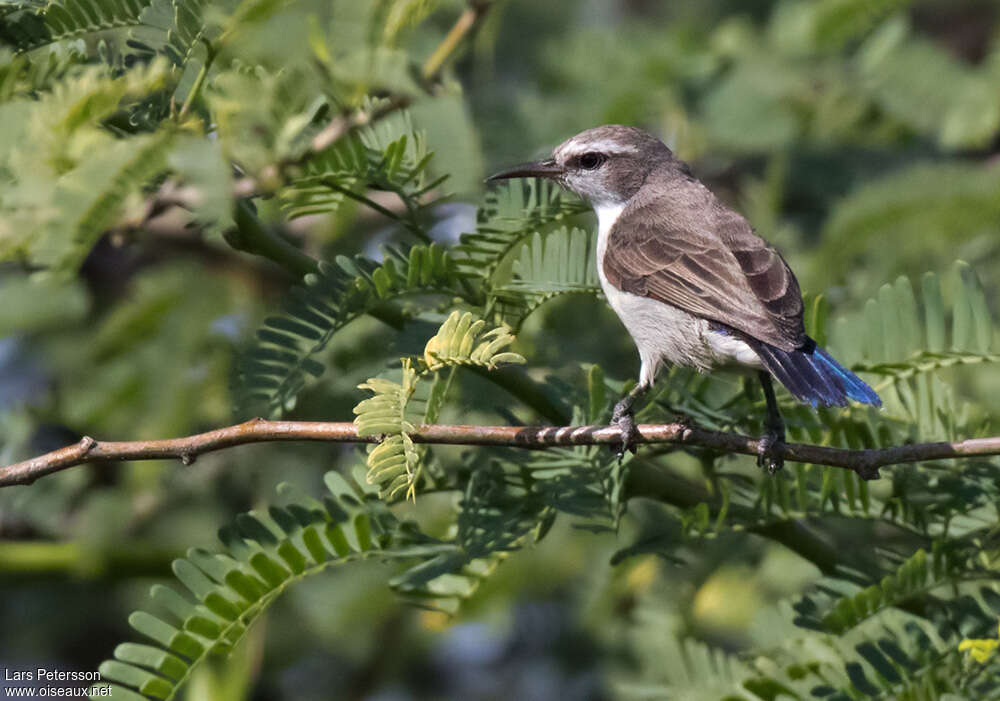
[[816, 163, 1000, 286], [279, 109, 439, 219], [113, 643, 188, 681], [237, 243, 464, 418], [422, 310, 525, 371], [167, 134, 234, 231], [94, 470, 432, 700], [3, 0, 155, 52], [355, 359, 420, 500], [456, 179, 588, 286], [494, 227, 601, 327]]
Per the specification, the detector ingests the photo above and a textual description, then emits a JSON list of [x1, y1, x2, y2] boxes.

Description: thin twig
[[177, 39, 217, 121], [4, 419, 1000, 488], [320, 178, 431, 243], [321, 179, 405, 223], [422, 0, 494, 82], [311, 95, 412, 155], [231, 94, 413, 199]]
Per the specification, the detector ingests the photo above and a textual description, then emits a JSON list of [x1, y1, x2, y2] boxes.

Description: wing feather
[[602, 181, 806, 351]]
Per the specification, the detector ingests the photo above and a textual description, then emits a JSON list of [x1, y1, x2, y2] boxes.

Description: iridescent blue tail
[[750, 338, 881, 408]]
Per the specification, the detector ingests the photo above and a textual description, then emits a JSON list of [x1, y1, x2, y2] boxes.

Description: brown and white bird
[[489, 125, 880, 470]]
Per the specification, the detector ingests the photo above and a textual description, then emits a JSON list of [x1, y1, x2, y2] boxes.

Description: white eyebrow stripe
[[556, 139, 640, 159]]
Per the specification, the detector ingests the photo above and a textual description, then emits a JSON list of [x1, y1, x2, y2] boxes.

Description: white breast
[[593, 202, 761, 388]]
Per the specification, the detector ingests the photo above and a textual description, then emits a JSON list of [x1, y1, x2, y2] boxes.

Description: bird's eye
[[577, 152, 606, 170]]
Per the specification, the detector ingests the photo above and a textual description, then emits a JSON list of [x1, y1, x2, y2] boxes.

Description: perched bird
[[489, 125, 880, 470]]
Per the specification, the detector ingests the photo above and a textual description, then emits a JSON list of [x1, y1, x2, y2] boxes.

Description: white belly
[[593, 203, 762, 388]]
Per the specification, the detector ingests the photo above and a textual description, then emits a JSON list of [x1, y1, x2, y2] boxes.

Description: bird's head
[[488, 125, 674, 207]]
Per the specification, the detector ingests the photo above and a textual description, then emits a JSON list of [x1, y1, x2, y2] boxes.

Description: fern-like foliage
[[280, 116, 444, 222], [780, 263, 996, 534], [422, 310, 524, 371], [619, 622, 757, 700], [92, 456, 566, 697], [601, 256, 1000, 699], [236, 243, 467, 418], [92, 470, 406, 700], [456, 178, 588, 288], [847, 262, 996, 375], [239, 174, 587, 420], [390, 462, 545, 612], [796, 546, 969, 634], [624, 588, 1000, 700], [355, 360, 421, 501], [0, 20, 184, 272], [0, 59, 174, 271], [161, 0, 215, 68], [125, 0, 241, 71], [832, 260, 996, 445], [16, 129, 176, 270], [0, 0, 154, 52], [494, 226, 601, 327], [354, 311, 524, 500]]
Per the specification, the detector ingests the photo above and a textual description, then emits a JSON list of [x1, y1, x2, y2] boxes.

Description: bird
[[488, 125, 881, 471]]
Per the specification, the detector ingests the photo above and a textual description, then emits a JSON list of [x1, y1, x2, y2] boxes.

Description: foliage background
[[1, 0, 1000, 699]]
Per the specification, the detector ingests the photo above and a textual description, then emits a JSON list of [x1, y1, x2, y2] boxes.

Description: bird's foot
[[756, 423, 785, 475], [611, 401, 640, 463]]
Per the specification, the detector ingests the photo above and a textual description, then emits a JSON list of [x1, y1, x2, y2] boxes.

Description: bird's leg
[[611, 382, 649, 462], [757, 371, 785, 474]]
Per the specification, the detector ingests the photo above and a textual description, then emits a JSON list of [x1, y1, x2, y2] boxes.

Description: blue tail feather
[[813, 347, 881, 406], [750, 338, 881, 408]]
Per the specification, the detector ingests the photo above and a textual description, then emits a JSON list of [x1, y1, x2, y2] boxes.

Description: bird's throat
[[593, 201, 626, 271]]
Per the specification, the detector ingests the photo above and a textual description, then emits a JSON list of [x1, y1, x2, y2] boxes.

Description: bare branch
[[3, 419, 1000, 488]]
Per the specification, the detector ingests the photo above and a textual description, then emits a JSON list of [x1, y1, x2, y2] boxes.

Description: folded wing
[[601, 185, 807, 352]]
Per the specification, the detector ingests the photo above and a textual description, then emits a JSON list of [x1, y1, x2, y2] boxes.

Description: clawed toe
[[613, 411, 640, 463], [610, 384, 651, 463], [610, 402, 640, 463], [756, 430, 785, 474]]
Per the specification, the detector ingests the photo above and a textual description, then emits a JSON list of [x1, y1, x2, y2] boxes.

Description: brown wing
[[602, 184, 806, 352]]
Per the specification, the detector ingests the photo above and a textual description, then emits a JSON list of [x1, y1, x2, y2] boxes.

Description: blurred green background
[[1, 0, 999, 699]]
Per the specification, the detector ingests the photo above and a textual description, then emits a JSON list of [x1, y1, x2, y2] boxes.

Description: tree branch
[[4, 419, 1000, 488]]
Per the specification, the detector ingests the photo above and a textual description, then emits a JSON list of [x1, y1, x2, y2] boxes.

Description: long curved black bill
[[487, 159, 563, 182]]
